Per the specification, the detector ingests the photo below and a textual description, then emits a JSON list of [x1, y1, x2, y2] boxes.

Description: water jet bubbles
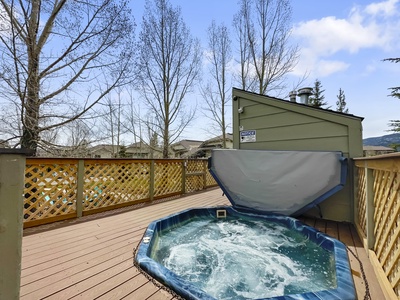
[[152, 217, 336, 300]]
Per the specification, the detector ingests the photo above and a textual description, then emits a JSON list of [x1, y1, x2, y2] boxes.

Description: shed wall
[[232, 89, 363, 222]]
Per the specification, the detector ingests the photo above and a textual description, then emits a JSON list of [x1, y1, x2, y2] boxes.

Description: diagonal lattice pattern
[[154, 161, 182, 197], [206, 169, 217, 187], [24, 160, 78, 222], [185, 159, 207, 192], [356, 167, 367, 237], [372, 170, 400, 298], [23, 158, 212, 227], [83, 161, 151, 210]]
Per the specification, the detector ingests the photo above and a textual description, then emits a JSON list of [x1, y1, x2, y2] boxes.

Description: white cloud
[[291, 0, 400, 78], [293, 16, 386, 55], [365, 0, 399, 16], [291, 49, 349, 78]]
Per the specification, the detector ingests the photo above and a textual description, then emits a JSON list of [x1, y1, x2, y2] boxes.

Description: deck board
[[21, 188, 385, 300]]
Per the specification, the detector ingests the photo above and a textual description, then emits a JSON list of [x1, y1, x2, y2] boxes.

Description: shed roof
[[233, 88, 364, 122]]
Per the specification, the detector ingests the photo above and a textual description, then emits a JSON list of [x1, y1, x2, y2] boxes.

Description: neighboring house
[[126, 142, 162, 159], [191, 134, 233, 158], [89, 143, 163, 159], [90, 144, 121, 158], [170, 139, 203, 158], [36, 144, 90, 157], [363, 146, 395, 157], [0, 140, 9, 148]]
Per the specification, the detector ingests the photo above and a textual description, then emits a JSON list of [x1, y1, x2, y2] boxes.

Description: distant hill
[[363, 133, 400, 147]]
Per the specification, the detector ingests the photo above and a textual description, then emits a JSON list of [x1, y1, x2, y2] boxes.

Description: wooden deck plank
[[349, 225, 387, 300], [21, 245, 132, 296], [43, 259, 137, 300], [96, 274, 152, 300], [21, 238, 134, 282], [337, 222, 366, 300], [119, 282, 163, 300], [325, 220, 339, 239], [69, 269, 146, 299], [20, 189, 385, 300], [143, 289, 175, 300]]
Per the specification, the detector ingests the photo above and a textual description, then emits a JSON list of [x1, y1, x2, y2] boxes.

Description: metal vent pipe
[[297, 87, 313, 105], [289, 91, 297, 102]]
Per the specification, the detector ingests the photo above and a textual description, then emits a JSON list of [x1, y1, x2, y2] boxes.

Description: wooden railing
[[354, 153, 400, 299], [24, 158, 217, 228]]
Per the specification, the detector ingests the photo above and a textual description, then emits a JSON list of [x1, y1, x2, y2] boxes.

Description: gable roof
[[233, 88, 364, 122]]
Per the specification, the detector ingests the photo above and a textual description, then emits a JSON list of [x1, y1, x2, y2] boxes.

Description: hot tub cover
[[208, 149, 347, 216]]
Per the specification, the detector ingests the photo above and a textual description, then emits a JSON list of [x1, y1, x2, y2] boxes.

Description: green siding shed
[[232, 88, 363, 222]]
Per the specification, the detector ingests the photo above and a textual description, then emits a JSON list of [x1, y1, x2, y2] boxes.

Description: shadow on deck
[[21, 188, 384, 300]]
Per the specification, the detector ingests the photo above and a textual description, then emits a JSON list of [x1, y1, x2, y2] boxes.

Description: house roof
[[90, 144, 118, 153], [363, 146, 394, 151], [233, 88, 364, 121], [171, 139, 203, 150], [201, 133, 233, 145]]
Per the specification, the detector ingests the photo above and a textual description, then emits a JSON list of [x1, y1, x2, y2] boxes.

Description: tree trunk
[[163, 124, 169, 158]]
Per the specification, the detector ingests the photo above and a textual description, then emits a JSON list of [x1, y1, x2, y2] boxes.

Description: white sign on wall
[[240, 130, 256, 143]]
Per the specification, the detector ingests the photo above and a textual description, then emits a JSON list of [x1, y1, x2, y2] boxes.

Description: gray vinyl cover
[[209, 149, 346, 216]]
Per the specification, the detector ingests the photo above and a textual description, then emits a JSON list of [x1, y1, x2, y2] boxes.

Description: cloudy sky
[[132, 0, 400, 140]]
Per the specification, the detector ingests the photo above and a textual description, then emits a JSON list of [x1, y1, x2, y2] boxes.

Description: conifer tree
[[336, 88, 349, 113], [384, 58, 400, 132], [309, 79, 328, 108]]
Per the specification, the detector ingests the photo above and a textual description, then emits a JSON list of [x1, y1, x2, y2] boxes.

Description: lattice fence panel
[[186, 159, 207, 192], [154, 161, 182, 198], [356, 167, 367, 237], [24, 161, 78, 222], [186, 175, 204, 193], [186, 159, 205, 173], [206, 169, 217, 187], [373, 170, 400, 297], [83, 161, 151, 210]]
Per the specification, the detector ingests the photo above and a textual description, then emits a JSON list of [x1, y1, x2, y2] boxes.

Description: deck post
[[365, 166, 375, 250], [149, 160, 154, 201], [76, 160, 84, 217], [202, 160, 207, 189], [0, 149, 29, 300], [182, 160, 186, 194]]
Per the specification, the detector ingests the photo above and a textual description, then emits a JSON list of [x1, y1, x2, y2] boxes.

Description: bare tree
[[39, 119, 94, 157], [122, 90, 159, 157], [136, 0, 201, 158], [99, 88, 127, 157], [0, 0, 135, 155], [201, 21, 232, 148], [233, 0, 299, 96]]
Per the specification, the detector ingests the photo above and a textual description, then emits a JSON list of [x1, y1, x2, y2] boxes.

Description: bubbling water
[[151, 217, 336, 300]]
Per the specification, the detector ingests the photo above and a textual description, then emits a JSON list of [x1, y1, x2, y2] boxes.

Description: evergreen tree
[[384, 57, 400, 132], [309, 79, 328, 108], [118, 145, 128, 158], [336, 88, 349, 113], [388, 120, 400, 132]]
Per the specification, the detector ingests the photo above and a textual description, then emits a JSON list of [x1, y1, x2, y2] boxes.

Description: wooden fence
[[24, 158, 217, 228], [354, 153, 400, 299]]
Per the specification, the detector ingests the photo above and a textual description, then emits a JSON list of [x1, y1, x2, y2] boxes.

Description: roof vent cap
[[297, 87, 313, 105]]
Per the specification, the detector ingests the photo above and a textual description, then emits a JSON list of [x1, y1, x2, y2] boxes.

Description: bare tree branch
[[201, 20, 232, 147], [136, 0, 200, 158], [233, 0, 299, 96], [0, 0, 135, 155]]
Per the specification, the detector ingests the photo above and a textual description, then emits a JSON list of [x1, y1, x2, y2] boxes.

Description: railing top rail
[[353, 152, 400, 161], [26, 157, 209, 163]]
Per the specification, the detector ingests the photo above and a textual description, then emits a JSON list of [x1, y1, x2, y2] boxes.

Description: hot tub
[[135, 150, 356, 300]]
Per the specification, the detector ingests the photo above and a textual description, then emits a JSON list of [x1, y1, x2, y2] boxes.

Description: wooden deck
[[21, 188, 385, 300]]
